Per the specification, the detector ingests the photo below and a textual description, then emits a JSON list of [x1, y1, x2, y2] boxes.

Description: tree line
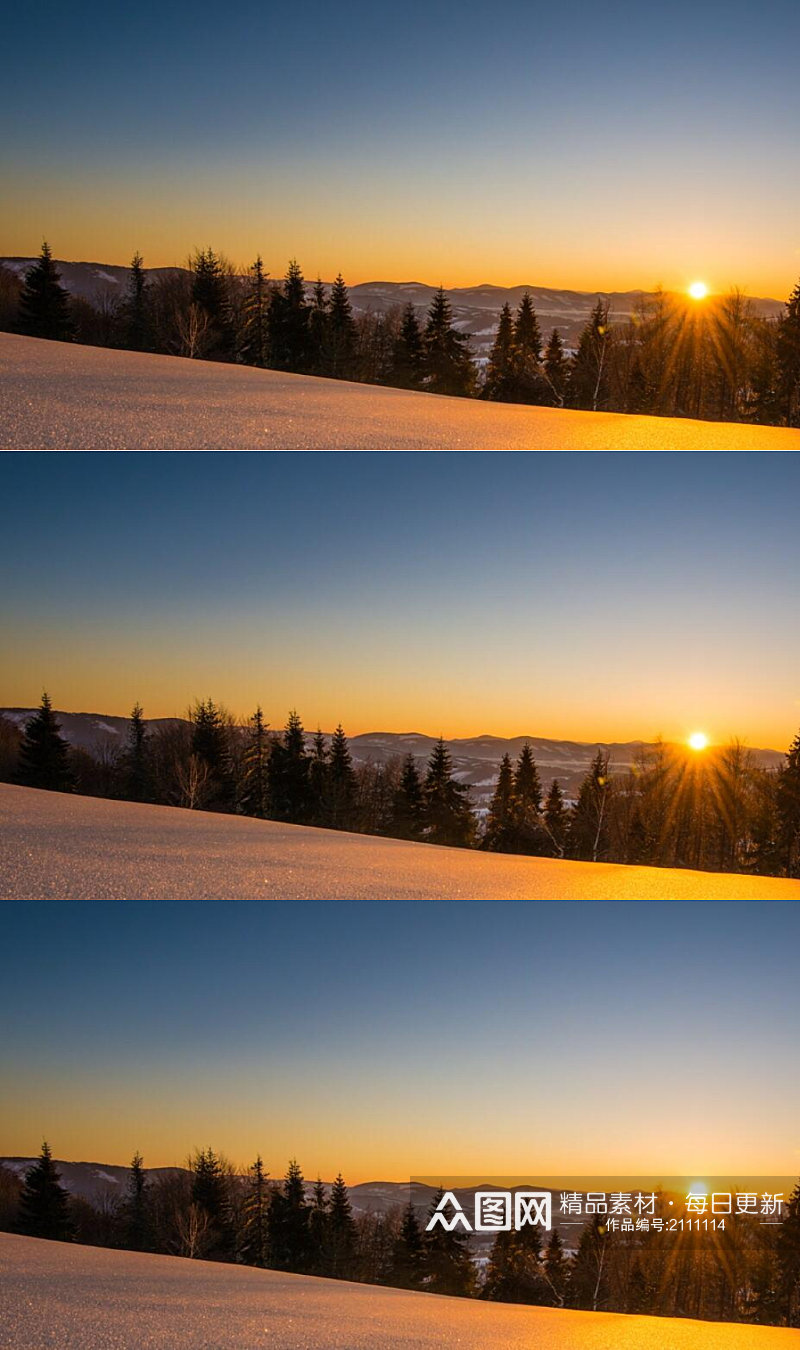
[[3, 694, 800, 878], [4, 1144, 800, 1327], [3, 243, 800, 425]]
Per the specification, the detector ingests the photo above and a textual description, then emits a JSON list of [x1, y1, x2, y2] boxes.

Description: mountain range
[[0, 257, 786, 355], [0, 708, 786, 806]]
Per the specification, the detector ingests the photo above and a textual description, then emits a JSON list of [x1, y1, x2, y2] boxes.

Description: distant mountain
[[1, 257, 786, 356], [0, 708, 786, 806]]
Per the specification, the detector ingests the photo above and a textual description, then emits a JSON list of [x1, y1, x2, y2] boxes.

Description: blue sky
[[3, 0, 799, 292], [2, 899, 799, 1178], [3, 451, 800, 746]]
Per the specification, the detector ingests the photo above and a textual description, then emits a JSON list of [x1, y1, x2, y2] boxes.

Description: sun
[[688, 280, 708, 300], [688, 731, 708, 751]]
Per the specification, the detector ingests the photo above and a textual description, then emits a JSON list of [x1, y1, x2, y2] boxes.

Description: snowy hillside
[[2, 784, 799, 900], [0, 1235, 795, 1349], [3, 335, 800, 451]]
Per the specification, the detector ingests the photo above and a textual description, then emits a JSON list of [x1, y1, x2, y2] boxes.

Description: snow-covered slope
[[2, 784, 799, 900], [2, 334, 799, 450], [0, 1235, 794, 1349]]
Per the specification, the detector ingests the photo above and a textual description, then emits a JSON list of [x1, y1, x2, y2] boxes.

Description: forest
[[3, 244, 800, 425], [3, 1145, 800, 1328], [3, 695, 800, 879]]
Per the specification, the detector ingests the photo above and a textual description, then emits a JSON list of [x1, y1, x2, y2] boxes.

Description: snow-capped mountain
[[0, 708, 786, 805], [1, 257, 785, 355]]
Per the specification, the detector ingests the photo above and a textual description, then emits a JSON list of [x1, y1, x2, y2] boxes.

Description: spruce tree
[[568, 750, 612, 861], [308, 728, 329, 824], [308, 279, 330, 374], [191, 1148, 235, 1259], [240, 1155, 271, 1267], [15, 1142, 73, 1241], [510, 291, 545, 401], [568, 300, 612, 411], [122, 252, 151, 351], [240, 706, 270, 818], [484, 1223, 546, 1303], [484, 303, 515, 401], [423, 738, 475, 847], [543, 779, 568, 858], [267, 710, 311, 822], [268, 1159, 311, 1272], [308, 1177, 329, 1272], [191, 699, 235, 811], [268, 260, 310, 372], [424, 1187, 475, 1296], [191, 248, 235, 359], [423, 287, 475, 397], [326, 1173, 357, 1279], [15, 692, 75, 792], [567, 1214, 610, 1310], [777, 280, 800, 427], [327, 274, 357, 379], [543, 1227, 568, 1305], [123, 1151, 152, 1251], [484, 753, 515, 851], [390, 754, 424, 839], [777, 729, 800, 877], [391, 1201, 424, 1288], [123, 702, 151, 802], [327, 724, 357, 830], [543, 328, 568, 406], [778, 1180, 800, 1326], [15, 242, 75, 342], [239, 256, 270, 367], [390, 303, 424, 388], [512, 742, 545, 852]]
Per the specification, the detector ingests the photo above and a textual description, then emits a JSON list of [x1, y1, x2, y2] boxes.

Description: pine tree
[[390, 754, 424, 839], [308, 279, 329, 374], [510, 291, 545, 401], [777, 279, 800, 427], [15, 242, 74, 341], [327, 724, 357, 829], [567, 1214, 611, 1310], [484, 303, 515, 401], [240, 706, 270, 818], [568, 300, 612, 411], [268, 260, 310, 372], [191, 248, 235, 359], [15, 692, 75, 792], [123, 702, 151, 802], [484, 1223, 546, 1303], [423, 738, 475, 847], [778, 1180, 800, 1326], [122, 252, 151, 351], [391, 1201, 425, 1288], [268, 1159, 311, 1272], [15, 1142, 73, 1241], [423, 287, 475, 396], [123, 1151, 152, 1251], [191, 1148, 234, 1259], [308, 728, 329, 824], [191, 699, 235, 810], [239, 256, 270, 367], [543, 779, 568, 858], [390, 303, 424, 388], [326, 1173, 357, 1279], [240, 1155, 271, 1267], [267, 710, 310, 822], [484, 753, 515, 850], [543, 328, 568, 406], [512, 742, 544, 851], [777, 729, 800, 877], [308, 1177, 329, 1272], [568, 750, 612, 861], [543, 1227, 568, 1305], [424, 1188, 475, 1296], [327, 274, 357, 379]]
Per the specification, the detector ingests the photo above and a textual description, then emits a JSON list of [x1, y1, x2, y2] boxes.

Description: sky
[[2, 899, 799, 1180], [3, 451, 800, 748], [2, 0, 800, 295]]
